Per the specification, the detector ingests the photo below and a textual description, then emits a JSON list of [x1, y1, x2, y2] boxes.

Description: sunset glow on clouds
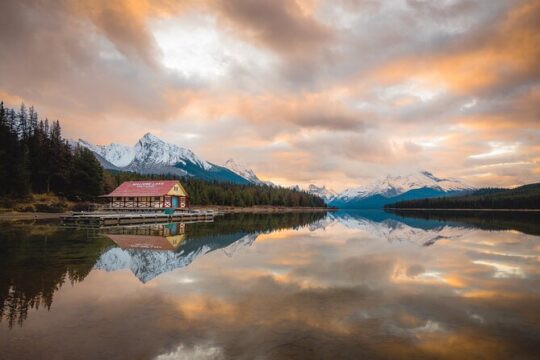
[[1, 0, 539, 190]]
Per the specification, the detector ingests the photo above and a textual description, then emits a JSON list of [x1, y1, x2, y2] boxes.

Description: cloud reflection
[[2, 212, 540, 359]]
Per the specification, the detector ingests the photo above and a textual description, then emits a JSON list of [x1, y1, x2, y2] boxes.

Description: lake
[[1, 211, 540, 359]]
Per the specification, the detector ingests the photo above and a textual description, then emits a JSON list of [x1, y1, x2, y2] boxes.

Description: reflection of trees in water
[[186, 212, 327, 239], [0, 224, 112, 328], [0, 212, 328, 328]]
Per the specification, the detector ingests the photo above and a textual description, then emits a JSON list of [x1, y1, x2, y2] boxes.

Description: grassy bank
[[0, 193, 98, 214]]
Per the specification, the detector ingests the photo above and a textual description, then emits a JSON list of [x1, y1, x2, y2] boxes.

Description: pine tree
[[17, 103, 28, 140], [70, 147, 104, 200]]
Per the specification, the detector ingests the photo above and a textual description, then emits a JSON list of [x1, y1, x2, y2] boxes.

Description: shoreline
[[385, 208, 540, 212], [0, 206, 334, 222], [191, 205, 334, 214]]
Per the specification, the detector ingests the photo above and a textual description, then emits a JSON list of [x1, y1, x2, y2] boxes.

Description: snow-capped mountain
[[331, 171, 474, 209], [223, 159, 271, 186], [77, 139, 135, 167], [327, 211, 470, 246], [128, 133, 211, 172], [74, 133, 266, 185], [307, 184, 338, 203], [95, 233, 258, 283]]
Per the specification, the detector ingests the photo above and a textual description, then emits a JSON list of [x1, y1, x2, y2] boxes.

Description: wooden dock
[[61, 210, 217, 227]]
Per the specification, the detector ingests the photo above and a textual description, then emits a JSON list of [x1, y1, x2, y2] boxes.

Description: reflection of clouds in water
[[472, 261, 525, 279], [406, 264, 426, 277], [3, 213, 540, 359], [154, 343, 224, 360], [322, 213, 474, 248]]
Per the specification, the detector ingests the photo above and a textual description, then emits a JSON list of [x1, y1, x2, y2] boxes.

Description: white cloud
[[150, 13, 276, 82], [469, 142, 519, 159]]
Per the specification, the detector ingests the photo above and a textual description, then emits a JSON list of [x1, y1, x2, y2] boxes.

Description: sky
[[0, 0, 539, 191]]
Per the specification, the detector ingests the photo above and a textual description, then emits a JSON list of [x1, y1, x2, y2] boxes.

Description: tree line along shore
[[385, 183, 540, 210], [0, 102, 326, 213]]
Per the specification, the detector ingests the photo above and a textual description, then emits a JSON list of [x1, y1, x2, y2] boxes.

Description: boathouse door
[[172, 196, 178, 208]]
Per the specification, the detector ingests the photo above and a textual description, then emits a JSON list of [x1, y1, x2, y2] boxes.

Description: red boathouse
[[102, 180, 189, 209]]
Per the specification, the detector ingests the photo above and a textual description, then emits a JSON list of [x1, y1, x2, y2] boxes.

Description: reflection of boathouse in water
[[104, 223, 186, 251]]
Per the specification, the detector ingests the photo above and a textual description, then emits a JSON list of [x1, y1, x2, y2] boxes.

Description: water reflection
[[0, 224, 111, 327], [0, 212, 325, 326], [1, 211, 540, 359], [97, 225, 257, 283], [387, 209, 540, 236]]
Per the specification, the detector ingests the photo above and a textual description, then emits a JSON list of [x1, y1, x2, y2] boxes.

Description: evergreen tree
[[17, 103, 28, 140], [70, 147, 104, 199], [0, 100, 327, 207], [0, 101, 107, 200]]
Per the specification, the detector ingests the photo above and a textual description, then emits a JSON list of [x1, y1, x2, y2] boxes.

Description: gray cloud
[[0, 0, 538, 188]]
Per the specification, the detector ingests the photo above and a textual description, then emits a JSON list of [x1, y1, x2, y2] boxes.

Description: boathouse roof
[[102, 180, 188, 197]]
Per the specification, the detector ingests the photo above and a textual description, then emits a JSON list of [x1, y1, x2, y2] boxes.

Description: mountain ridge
[[223, 158, 273, 186], [330, 171, 474, 209], [73, 133, 266, 185]]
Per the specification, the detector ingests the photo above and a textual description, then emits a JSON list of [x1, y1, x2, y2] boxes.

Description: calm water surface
[[1, 211, 540, 359]]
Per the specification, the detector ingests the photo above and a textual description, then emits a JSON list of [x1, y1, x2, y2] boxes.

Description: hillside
[[74, 133, 263, 185], [385, 183, 540, 210], [330, 171, 474, 209]]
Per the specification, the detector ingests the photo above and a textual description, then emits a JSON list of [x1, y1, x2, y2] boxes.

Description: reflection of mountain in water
[[1, 212, 326, 327], [0, 223, 111, 328], [387, 209, 540, 237], [323, 209, 540, 244], [96, 212, 327, 283], [320, 210, 471, 246], [96, 232, 258, 283]]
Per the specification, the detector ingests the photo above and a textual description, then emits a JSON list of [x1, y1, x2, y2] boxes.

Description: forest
[[103, 170, 326, 208], [386, 183, 540, 210], [0, 102, 325, 208], [0, 102, 103, 200]]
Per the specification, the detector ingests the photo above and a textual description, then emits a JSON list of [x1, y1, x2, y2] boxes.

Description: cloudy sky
[[1, 0, 539, 191]]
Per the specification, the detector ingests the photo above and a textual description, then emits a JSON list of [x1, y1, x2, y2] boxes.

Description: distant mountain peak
[[224, 158, 242, 168], [332, 171, 474, 208], [140, 132, 163, 142], [72, 135, 262, 185], [132, 132, 211, 171], [222, 158, 271, 186], [284, 183, 337, 203], [306, 184, 337, 203]]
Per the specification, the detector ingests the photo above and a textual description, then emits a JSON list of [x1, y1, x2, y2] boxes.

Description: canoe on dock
[[61, 210, 217, 227]]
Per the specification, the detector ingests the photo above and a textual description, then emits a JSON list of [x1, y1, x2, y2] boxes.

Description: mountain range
[[73, 133, 267, 185], [74, 133, 474, 208], [328, 171, 474, 209]]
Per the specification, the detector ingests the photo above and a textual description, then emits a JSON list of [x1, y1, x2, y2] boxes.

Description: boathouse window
[[154, 197, 160, 201], [128, 197, 134, 201]]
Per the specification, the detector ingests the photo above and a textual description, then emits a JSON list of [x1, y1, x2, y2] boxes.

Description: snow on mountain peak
[[307, 184, 337, 202], [337, 171, 473, 201], [77, 139, 135, 167], [223, 159, 260, 182], [139, 132, 165, 144], [73, 135, 272, 184], [223, 158, 272, 185], [76, 133, 211, 170], [133, 133, 211, 170]]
